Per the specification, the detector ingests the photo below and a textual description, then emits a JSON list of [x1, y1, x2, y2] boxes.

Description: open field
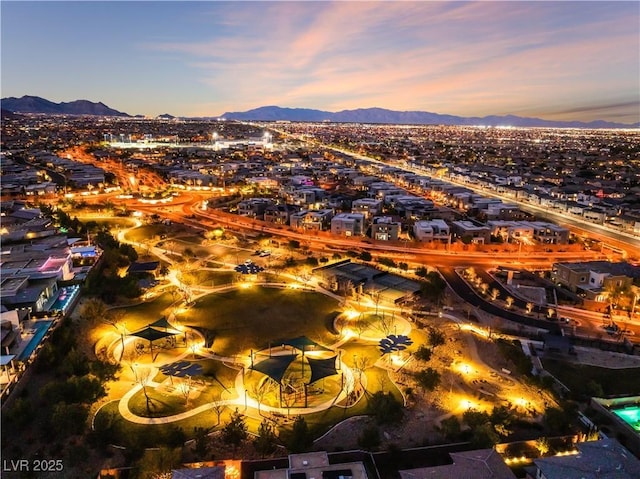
[[181, 287, 341, 356]]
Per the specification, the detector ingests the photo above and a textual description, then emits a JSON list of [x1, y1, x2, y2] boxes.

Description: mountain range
[[1, 95, 129, 117], [220, 106, 639, 129], [2, 95, 638, 128]]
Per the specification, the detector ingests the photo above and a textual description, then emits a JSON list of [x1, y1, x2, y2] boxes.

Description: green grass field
[[180, 287, 341, 356]]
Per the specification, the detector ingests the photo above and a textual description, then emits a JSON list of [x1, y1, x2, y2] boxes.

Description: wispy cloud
[[140, 1, 639, 121]]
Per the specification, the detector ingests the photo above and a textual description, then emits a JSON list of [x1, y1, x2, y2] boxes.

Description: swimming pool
[[48, 284, 80, 315], [612, 405, 640, 433], [16, 321, 53, 361]]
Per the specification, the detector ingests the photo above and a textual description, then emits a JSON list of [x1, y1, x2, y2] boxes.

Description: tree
[[354, 317, 369, 338], [369, 391, 403, 425], [470, 423, 499, 448], [212, 403, 225, 426], [427, 327, 446, 348], [133, 366, 153, 415], [463, 409, 491, 428], [305, 256, 319, 267], [415, 266, 428, 278], [50, 402, 88, 438], [286, 416, 313, 453], [420, 272, 447, 305], [62, 347, 90, 376], [288, 239, 300, 250], [6, 397, 33, 429], [90, 359, 120, 381], [178, 376, 192, 406], [281, 388, 297, 417], [490, 288, 500, 301], [535, 437, 550, 456], [378, 257, 397, 268], [415, 368, 440, 391], [465, 267, 477, 282], [379, 311, 396, 336], [544, 403, 578, 434], [414, 345, 432, 362], [193, 427, 211, 459], [354, 355, 371, 388], [80, 298, 108, 323], [490, 405, 514, 437], [164, 426, 187, 448], [358, 425, 381, 451], [439, 415, 461, 440], [358, 251, 372, 262], [254, 419, 278, 457], [251, 379, 274, 415], [104, 308, 127, 360], [222, 409, 248, 451]]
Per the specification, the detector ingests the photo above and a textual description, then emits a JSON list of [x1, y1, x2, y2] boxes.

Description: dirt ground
[[314, 317, 551, 451]]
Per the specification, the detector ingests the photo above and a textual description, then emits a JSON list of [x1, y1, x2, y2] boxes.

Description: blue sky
[[1, 1, 638, 123]]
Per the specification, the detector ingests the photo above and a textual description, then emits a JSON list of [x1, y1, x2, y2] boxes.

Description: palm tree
[[505, 296, 514, 308]]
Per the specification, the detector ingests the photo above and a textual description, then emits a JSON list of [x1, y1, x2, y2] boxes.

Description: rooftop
[[532, 439, 640, 479]]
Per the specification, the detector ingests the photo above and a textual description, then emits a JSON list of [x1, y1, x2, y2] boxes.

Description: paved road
[[439, 267, 561, 333]]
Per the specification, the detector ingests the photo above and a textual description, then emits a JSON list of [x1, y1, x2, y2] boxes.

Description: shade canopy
[[235, 263, 264, 274], [149, 316, 179, 332], [280, 335, 331, 352], [379, 334, 413, 354], [0, 355, 16, 366], [130, 326, 175, 342], [250, 354, 298, 384], [307, 355, 339, 384], [159, 360, 203, 378]]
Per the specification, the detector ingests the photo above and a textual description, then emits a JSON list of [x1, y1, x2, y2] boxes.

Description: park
[[82, 218, 555, 458]]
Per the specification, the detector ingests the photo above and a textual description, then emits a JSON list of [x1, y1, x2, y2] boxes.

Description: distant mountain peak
[[220, 105, 638, 129], [1, 95, 130, 117]]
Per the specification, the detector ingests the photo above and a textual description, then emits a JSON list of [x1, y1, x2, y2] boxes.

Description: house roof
[[171, 466, 226, 479], [532, 439, 640, 479], [399, 448, 516, 479]]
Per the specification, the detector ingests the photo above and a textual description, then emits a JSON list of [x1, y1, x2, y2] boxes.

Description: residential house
[[451, 220, 491, 244], [290, 209, 334, 231], [371, 216, 401, 241], [551, 261, 640, 303], [352, 198, 382, 219], [414, 219, 450, 243], [331, 213, 365, 237], [527, 439, 640, 479]]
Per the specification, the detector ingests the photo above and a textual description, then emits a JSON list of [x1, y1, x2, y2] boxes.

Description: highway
[[267, 131, 640, 260], [68, 138, 639, 344]]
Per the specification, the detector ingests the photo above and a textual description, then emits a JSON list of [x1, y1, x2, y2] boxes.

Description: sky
[[1, 1, 639, 123]]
